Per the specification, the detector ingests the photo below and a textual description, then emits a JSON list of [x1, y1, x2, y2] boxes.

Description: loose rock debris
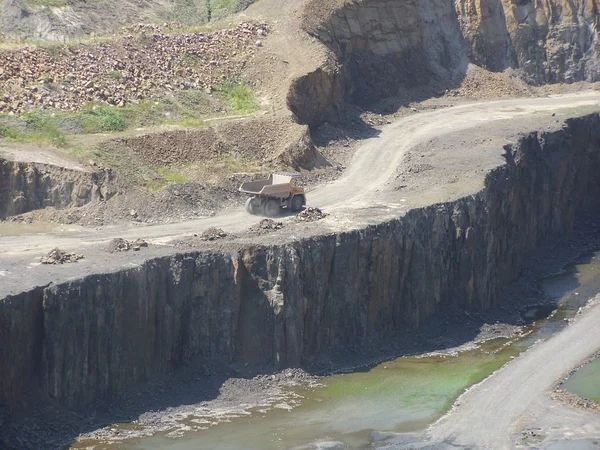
[[0, 22, 269, 113], [198, 227, 227, 241], [106, 238, 148, 253], [248, 219, 284, 234], [296, 207, 328, 222], [259, 219, 284, 230], [41, 248, 84, 264]]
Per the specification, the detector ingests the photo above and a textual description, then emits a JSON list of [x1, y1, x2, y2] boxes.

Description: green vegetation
[[146, 167, 189, 190], [0, 111, 68, 146], [214, 79, 259, 114], [157, 167, 188, 183], [0, 89, 216, 146], [84, 106, 126, 132], [167, 117, 206, 128], [0, 124, 20, 140], [183, 153, 261, 183]]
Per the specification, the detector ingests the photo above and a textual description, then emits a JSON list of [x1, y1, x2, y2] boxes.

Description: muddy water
[[75, 251, 600, 450]]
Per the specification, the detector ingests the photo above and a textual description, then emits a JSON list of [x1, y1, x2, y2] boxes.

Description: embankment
[[0, 159, 112, 219], [1, 114, 599, 412]]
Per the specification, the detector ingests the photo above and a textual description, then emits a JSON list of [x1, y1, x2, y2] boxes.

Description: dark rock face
[[287, 62, 345, 127], [1, 115, 600, 411], [290, 0, 469, 123], [289, 0, 600, 126], [0, 160, 112, 219]]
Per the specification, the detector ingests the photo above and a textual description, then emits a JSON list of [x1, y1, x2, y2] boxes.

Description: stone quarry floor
[[3, 92, 600, 449], [2, 93, 600, 297]]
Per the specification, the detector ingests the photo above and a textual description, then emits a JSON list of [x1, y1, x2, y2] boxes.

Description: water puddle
[[72, 251, 600, 450], [562, 358, 600, 403]]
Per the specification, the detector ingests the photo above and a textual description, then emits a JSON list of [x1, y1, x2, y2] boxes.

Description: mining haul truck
[[239, 172, 306, 217]]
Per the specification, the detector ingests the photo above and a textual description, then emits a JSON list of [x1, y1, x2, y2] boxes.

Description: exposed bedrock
[[1, 114, 600, 411], [0, 160, 113, 219], [289, 0, 600, 125]]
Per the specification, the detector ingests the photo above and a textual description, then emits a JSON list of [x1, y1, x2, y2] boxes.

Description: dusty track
[[428, 297, 600, 449], [1, 93, 600, 258]]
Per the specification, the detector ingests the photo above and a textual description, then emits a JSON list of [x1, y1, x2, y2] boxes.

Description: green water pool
[[562, 358, 600, 403]]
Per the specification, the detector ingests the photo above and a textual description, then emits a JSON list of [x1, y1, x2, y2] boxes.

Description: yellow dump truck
[[239, 172, 306, 217]]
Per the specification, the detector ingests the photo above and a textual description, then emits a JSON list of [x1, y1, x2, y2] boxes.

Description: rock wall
[[289, 0, 600, 124], [0, 160, 112, 219], [290, 0, 469, 122], [498, 0, 600, 84], [1, 114, 599, 410]]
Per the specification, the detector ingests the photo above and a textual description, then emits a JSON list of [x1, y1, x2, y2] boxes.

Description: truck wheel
[[245, 198, 254, 214], [264, 199, 280, 218], [291, 195, 305, 212], [245, 197, 263, 215]]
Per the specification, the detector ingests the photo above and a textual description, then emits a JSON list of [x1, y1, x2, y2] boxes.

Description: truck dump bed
[[239, 173, 298, 198]]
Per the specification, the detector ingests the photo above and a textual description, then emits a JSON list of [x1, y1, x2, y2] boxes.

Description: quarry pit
[[2, 0, 600, 449]]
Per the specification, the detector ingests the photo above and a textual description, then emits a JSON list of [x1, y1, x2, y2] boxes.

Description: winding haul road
[[2, 93, 600, 449], [1, 93, 600, 257]]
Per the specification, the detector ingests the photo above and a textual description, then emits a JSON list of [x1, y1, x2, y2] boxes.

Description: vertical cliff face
[[314, 0, 468, 104], [289, 0, 600, 125], [1, 115, 599, 411], [290, 0, 469, 122], [455, 0, 517, 71], [0, 160, 112, 219], [0, 289, 44, 410], [499, 0, 600, 83]]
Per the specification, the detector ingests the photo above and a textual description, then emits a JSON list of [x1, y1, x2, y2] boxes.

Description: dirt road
[[428, 297, 600, 449], [1, 93, 600, 258]]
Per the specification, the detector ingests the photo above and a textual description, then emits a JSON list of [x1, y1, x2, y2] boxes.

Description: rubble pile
[[295, 207, 328, 222], [40, 248, 84, 264], [199, 227, 227, 241], [258, 218, 284, 230], [0, 22, 268, 113], [106, 238, 148, 252], [248, 218, 284, 234]]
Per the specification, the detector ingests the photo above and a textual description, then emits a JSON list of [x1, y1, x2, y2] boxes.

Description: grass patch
[[0, 111, 69, 146], [184, 153, 262, 184], [158, 167, 188, 183], [0, 124, 20, 140], [214, 79, 259, 114], [165, 117, 206, 128], [0, 88, 217, 147], [70, 145, 89, 155], [85, 106, 126, 132], [146, 168, 189, 191]]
